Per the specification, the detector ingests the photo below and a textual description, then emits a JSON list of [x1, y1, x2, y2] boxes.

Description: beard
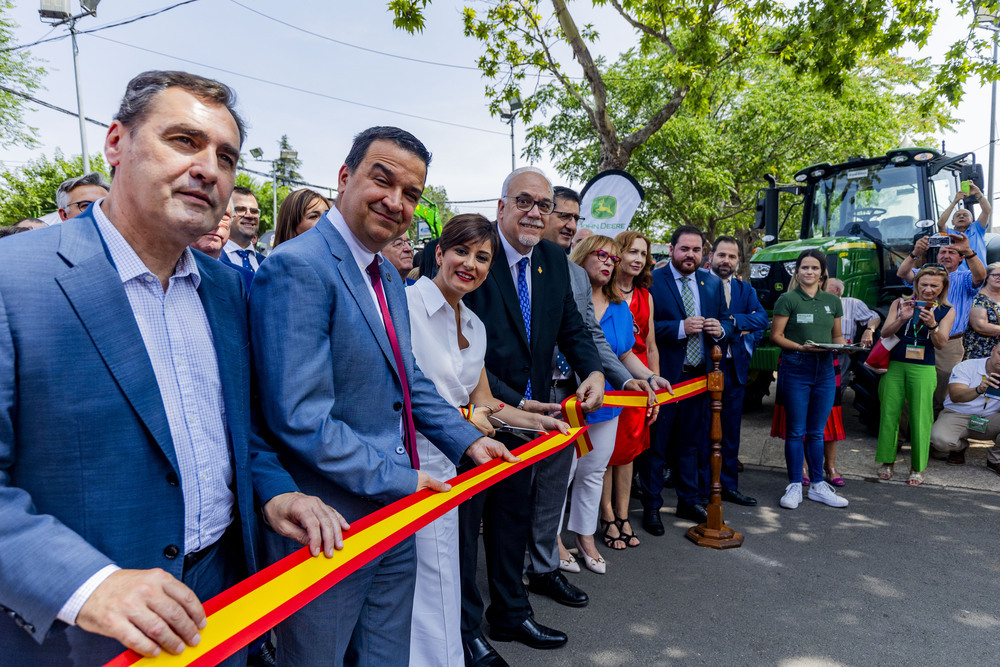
[[517, 232, 541, 248], [713, 263, 734, 279]]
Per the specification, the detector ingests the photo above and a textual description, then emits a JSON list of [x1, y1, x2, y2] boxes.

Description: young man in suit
[[0, 70, 343, 666], [249, 126, 515, 666], [709, 236, 768, 506], [458, 168, 606, 667], [639, 225, 733, 534]]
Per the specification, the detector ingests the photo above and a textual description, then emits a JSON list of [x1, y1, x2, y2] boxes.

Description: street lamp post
[[500, 98, 523, 172], [977, 9, 999, 211], [39, 0, 100, 174], [249, 147, 298, 227]]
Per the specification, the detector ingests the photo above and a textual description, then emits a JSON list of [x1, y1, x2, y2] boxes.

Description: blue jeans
[[778, 351, 835, 484]]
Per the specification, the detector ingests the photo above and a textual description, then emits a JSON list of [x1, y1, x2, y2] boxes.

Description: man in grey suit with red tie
[[250, 126, 515, 666]]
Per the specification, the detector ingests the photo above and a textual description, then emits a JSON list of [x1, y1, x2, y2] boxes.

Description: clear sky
[[0, 0, 991, 217]]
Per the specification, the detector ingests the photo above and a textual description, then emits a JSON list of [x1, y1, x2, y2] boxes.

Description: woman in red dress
[[599, 231, 659, 549]]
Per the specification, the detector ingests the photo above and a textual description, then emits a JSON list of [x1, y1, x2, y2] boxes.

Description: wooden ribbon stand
[[685, 345, 744, 549]]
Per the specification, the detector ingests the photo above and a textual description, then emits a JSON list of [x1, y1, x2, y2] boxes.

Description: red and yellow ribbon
[[561, 376, 708, 456], [105, 427, 587, 667]]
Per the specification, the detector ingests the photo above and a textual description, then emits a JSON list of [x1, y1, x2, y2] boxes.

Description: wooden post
[[686, 344, 744, 549]]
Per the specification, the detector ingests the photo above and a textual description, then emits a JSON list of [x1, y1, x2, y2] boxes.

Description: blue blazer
[[219, 250, 256, 293], [0, 210, 278, 655], [725, 278, 768, 385], [649, 266, 734, 382], [248, 214, 482, 523]]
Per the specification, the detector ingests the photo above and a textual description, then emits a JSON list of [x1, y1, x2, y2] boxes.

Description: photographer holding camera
[[936, 183, 992, 266], [897, 232, 985, 411], [930, 340, 1000, 475]]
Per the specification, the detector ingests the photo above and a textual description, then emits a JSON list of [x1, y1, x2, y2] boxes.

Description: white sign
[[578, 170, 645, 236]]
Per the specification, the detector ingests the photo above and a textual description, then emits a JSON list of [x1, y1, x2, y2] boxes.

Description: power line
[[90, 34, 509, 136], [228, 0, 480, 73], [0, 0, 203, 53], [0, 84, 109, 128]]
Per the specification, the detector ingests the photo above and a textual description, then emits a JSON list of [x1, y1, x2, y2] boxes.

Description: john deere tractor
[[747, 147, 990, 432]]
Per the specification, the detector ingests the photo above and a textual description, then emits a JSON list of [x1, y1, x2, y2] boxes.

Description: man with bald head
[[937, 182, 992, 267], [458, 167, 606, 666]]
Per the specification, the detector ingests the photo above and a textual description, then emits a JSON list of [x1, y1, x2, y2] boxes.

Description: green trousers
[[876, 360, 936, 472]]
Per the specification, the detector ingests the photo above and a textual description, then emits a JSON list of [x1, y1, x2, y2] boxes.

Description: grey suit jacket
[[565, 258, 632, 389]]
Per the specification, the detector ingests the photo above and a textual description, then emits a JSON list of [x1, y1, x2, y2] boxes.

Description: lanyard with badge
[[970, 374, 995, 433], [904, 300, 936, 361]]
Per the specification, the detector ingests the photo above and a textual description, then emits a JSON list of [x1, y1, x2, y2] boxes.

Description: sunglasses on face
[[590, 249, 621, 265], [507, 195, 554, 215]]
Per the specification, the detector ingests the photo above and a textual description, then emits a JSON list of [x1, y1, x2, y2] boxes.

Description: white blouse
[[407, 276, 487, 410]]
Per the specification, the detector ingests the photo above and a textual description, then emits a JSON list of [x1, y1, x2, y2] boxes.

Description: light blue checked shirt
[[93, 202, 235, 553], [57, 204, 236, 626]]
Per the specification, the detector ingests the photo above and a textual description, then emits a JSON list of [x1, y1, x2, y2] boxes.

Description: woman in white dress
[[407, 214, 569, 666]]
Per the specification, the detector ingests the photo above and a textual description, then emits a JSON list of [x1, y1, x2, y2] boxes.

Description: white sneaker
[[808, 480, 849, 508], [779, 482, 802, 509]]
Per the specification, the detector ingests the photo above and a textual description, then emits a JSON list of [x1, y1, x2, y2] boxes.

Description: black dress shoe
[[463, 635, 509, 666], [489, 617, 568, 650], [662, 467, 675, 488], [721, 488, 758, 506], [675, 502, 708, 523], [527, 571, 589, 607], [642, 508, 665, 536]]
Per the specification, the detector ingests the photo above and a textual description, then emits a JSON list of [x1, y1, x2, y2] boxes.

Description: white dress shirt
[[222, 239, 260, 270], [327, 207, 386, 326], [497, 227, 533, 301], [670, 262, 702, 339]]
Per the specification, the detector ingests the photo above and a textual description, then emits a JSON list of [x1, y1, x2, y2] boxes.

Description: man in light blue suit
[[709, 236, 768, 505], [0, 71, 345, 666], [250, 126, 515, 666]]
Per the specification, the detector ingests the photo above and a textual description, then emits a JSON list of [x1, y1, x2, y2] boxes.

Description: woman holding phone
[[874, 265, 954, 485], [769, 249, 850, 510]]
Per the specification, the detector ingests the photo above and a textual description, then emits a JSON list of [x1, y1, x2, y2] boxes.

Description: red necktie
[[366, 258, 419, 470]]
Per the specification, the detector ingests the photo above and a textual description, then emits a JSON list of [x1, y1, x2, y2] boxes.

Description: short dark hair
[[232, 186, 256, 199], [344, 126, 431, 173], [712, 235, 741, 259], [670, 225, 704, 246], [437, 214, 500, 265], [553, 186, 580, 206], [114, 71, 245, 146]]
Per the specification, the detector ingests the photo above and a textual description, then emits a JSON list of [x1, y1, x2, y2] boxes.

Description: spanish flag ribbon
[[105, 427, 587, 667], [560, 376, 707, 457]]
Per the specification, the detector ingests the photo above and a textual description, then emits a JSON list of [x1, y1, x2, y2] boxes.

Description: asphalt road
[[479, 467, 1000, 666]]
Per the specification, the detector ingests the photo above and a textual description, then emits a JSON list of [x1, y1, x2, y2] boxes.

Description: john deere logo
[[591, 196, 616, 219]]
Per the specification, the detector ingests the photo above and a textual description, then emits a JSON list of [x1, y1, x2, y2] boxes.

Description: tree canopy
[[391, 0, 956, 173], [0, 1, 46, 149]]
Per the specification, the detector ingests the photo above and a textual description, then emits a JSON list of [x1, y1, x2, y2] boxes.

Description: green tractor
[[746, 147, 987, 432]]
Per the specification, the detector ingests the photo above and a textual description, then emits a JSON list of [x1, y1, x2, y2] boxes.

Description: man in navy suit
[[191, 198, 255, 292], [0, 71, 344, 665], [639, 225, 733, 534], [250, 126, 515, 666], [709, 236, 768, 506]]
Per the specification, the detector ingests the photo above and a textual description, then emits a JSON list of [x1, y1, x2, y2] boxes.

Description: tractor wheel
[[743, 369, 774, 412], [848, 354, 881, 436]]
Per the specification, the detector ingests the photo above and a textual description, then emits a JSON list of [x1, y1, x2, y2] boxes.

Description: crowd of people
[[1, 68, 998, 667]]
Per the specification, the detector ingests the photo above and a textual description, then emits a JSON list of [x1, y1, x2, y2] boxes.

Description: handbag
[[863, 335, 899, 374]]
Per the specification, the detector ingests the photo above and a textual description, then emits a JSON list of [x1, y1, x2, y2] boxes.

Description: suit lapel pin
[[386, 271, 392, 282], [538, 266, 543, 274]]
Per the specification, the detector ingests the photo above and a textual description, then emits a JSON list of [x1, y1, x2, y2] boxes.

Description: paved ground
[[476, 381, 1000, 666]]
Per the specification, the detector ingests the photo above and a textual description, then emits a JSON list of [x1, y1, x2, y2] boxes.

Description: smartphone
[[928, 234, 951, 248], [911, 300, 926, 330], [961, 180, 972, 194], [987, 374, 1000, 398]]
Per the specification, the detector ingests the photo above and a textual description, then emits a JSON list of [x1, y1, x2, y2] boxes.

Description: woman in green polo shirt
[[770, 249, 850, 510], [875, 265, 954, 485]]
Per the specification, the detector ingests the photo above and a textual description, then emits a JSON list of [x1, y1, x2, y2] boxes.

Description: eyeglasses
[[390, 238, 414, 249], [590, 249, 621, 265], [989, 273, 1000, 279], [553, 210, 585, 224], [234, 205, 260, 216], [506, 195, 554, 215], [67, 200, 93, 212]]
